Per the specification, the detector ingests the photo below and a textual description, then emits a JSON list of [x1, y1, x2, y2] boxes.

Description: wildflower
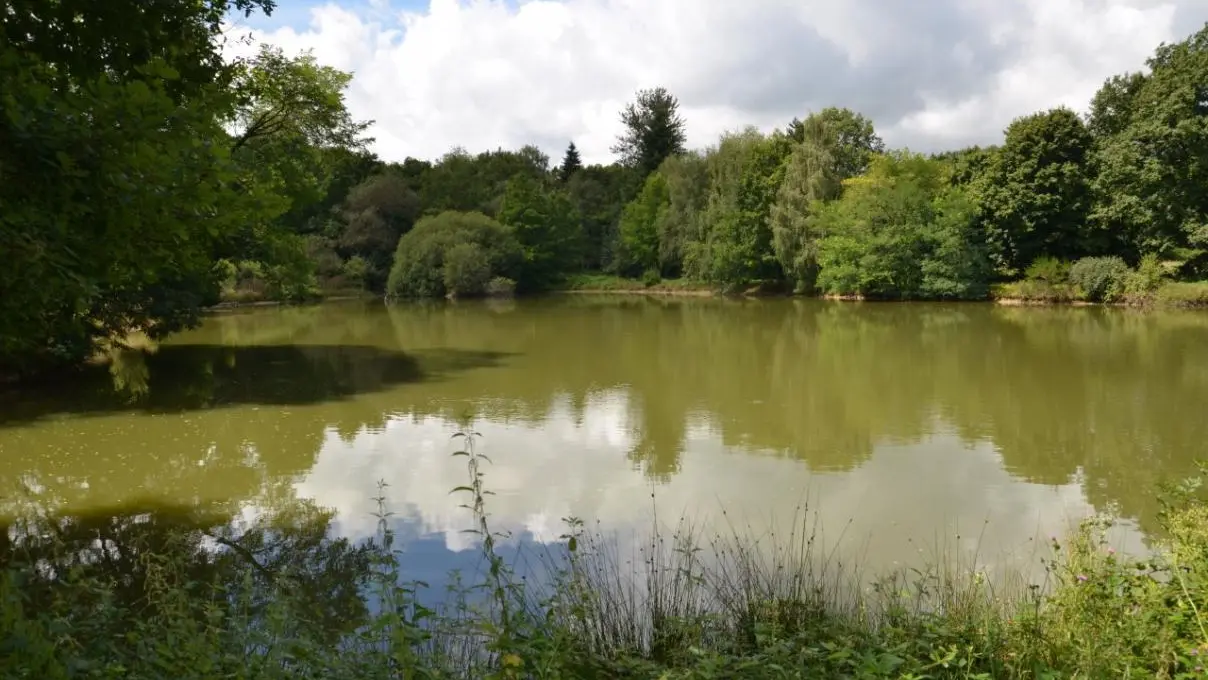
[[1107, 547, 1116, 555], [1077, 574, 1088, 583]]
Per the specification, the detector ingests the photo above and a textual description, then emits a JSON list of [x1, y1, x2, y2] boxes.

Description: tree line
[[3, 0, 1206, 377]]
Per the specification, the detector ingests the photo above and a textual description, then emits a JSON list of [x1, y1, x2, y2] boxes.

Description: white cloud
[[292, 395, 1149, 583], [224, 0, 1203, 164]]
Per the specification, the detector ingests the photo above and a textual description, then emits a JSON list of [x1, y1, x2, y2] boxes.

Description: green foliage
[[262, 233, 322, 301], [0, 45, 263, 376], [755, 109, 883, 292], [1124, 253, 1168, 296], [787, 107, 886, 179], [342, 255, 371, 290], [567, 165, 635, 271], [976, 107, 1095, 273], [1068, 256, 1131, 302], [557, 142, 583, 183], [497, 175, 583, 291], [443, 243, 493, 298], [993, 257, 1077, 302], [562, 273, 711, 293], [486, 276, 517, 298], [771, 130, 843, 293], [612, 87, 688, 178], [993, 280, 1076, 303], [0, 15, 373, 373], [1024, 256, 1071, 284], [421, 146, 551, 218], [653, 152, 709, 277], [334, 171, 422, 290], [814, 153, 991, 299], [690, 129, 794, 288], [387, 211, 521, 299], [1153, 281, 1208, 307], [933, 145, 998, 186], [1086, 72, 1147, 139], [641, 268, 662, 287], [229, 44, 368, 152], [1090, 24, 1208, 271], [920, 188, 994, 299], [617, 172, 670, 275], [1015, 474, 1208, 678], [222, 44, 372, 280], [0, 0, 276, 92], [307, 234, 345, 281]]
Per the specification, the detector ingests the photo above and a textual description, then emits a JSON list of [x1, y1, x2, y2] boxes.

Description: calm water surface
[[3, 297, 1207, 583]]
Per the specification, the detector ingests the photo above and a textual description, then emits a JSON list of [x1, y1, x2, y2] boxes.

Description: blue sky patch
[[232, 0, 447, 33]]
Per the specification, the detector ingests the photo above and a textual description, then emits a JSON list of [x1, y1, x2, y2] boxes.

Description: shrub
[[485, 276, 517, 298], [641, 267, 661, 288], [994, 279, 1077, 302], [442, 243, 492, 298], [213, 258, 238, 289], [342, 255, 370, 290], [1024, 256, 1070, 284], [236, 259, 266, 286], [1124, 253, 1166, 296], [307, 235, 345, 279], [387, 211, 521, 299], [1068, 256, 1130, 302]]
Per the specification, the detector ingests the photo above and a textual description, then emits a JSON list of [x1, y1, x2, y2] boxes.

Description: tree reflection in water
[[1, 485, 381, 674]]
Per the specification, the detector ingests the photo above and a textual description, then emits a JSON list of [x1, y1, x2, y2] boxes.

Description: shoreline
[[993, 297, 1099, 307], [203, 285, 1208, 310], [558, 288, 1208, 309], [205, 293, 378, 313], [556, 287, 718, 298]]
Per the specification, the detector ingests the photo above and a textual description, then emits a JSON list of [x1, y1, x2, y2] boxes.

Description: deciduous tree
[[1090, 24, 1208, 272], [498, 176, 583, 291], [612, 87, 687, 179], [0, 0, 278, 376], [618, 173, 669, 275], [976, 108, 1095, 273]]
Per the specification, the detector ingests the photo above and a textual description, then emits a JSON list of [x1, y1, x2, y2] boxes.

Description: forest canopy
[[3, 2, 1207, 378]]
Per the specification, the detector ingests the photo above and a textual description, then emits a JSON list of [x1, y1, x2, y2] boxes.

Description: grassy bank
[[3, 437, 1207, 679], [564, 273, 1208, 308], [993, 280, 1208, 308], [560, 274, 717, 296], [210, 287, 379, 311]]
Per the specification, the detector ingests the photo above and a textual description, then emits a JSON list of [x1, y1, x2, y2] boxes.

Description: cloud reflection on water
[[294, 387, 1148, 585]]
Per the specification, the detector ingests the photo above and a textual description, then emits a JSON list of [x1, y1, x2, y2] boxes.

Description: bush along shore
[[3, 433, 1207, 679], [557, 264, 1208, 308], [992, 255, 1208, 308]]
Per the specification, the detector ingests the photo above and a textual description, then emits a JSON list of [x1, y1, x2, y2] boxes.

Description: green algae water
[[3, 297, 1207, 582]]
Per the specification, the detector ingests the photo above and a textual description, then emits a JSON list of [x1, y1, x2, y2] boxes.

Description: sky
[[222, 0, 1206, 166]]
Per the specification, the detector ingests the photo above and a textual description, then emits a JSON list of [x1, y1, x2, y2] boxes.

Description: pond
[[2, 297, 1206, 588]]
